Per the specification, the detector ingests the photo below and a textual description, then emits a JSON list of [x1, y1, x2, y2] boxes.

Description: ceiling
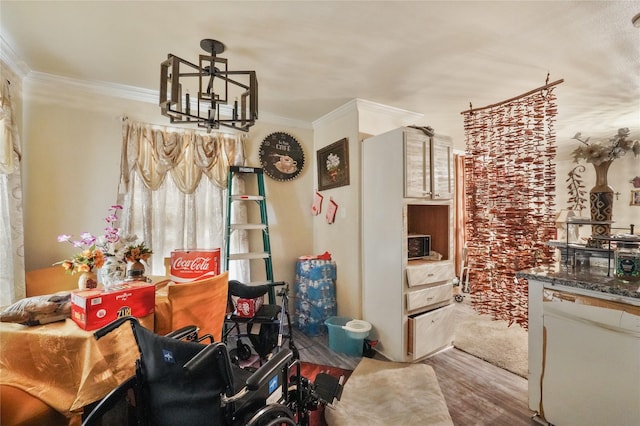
[[2, 1, 639, 147]]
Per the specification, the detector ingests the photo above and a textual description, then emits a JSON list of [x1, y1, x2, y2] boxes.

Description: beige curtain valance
[[0, 80, 21, 175], [120, 120, 246, 194]]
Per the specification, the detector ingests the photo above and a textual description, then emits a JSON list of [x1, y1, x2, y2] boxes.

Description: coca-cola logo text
[[172, 256, 213, 271]]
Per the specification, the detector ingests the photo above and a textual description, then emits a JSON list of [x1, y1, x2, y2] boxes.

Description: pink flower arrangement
[[56, 205, 153, 274]]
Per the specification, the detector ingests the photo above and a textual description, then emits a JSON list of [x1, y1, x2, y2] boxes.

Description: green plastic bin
[[325, 316, 365, 356]]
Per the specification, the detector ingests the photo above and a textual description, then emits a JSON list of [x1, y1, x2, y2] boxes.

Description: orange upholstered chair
[[25, 266, 78, 297], [163, 272, 229, 342]]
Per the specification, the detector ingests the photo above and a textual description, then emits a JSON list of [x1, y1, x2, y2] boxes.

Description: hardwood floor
[[290, 328, 538, 426]]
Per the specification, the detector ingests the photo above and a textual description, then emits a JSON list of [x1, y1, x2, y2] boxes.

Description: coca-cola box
[[71, 282, 155, 331], [170, 249, 220, 283]]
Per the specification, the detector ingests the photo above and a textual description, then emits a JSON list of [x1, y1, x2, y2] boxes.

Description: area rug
[[324, 358, 453, 426], [299, 362, 352, 426], [453, 301, 528, 378]]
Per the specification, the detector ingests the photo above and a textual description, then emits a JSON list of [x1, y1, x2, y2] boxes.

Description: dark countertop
[[517, 264, 640, 301]]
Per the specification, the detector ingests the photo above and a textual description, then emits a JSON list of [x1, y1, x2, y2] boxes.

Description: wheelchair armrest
[[81, 376, 137, 426], [246, 348, 293, 391], [165, 325, 199, 340], [197, 333, 214, 344], [183, 343, 225, 377]]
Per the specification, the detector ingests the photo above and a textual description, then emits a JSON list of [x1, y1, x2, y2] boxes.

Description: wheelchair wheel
[[236, 341, 252, 361], [244, 404, 296, 426]]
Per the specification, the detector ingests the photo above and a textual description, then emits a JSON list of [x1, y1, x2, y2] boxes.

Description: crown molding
[[24, 71, 157, 104], [312, 99, 359, 127], [0, 34, 30, 79], [20, 70, 313, 129], [312, 98, 423, 129], [259, 111, 313, 130], [355, 98, 423, 122]]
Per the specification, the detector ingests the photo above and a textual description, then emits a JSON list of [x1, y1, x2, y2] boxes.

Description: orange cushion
[[167, 272, 229, 341], [0, 384, 68, 426]]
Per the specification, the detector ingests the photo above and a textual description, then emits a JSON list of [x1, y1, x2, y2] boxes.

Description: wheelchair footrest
[[314, 373, 343, 404]]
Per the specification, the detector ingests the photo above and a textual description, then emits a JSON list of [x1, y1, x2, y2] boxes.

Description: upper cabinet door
[[431, 135, 453, 200], [404, 129, 452, 200], [404, 131, 431, 198]]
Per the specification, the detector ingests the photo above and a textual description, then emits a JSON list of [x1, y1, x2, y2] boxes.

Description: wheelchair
[[82, 316, 342, 426], [224, 280, 299, 365]]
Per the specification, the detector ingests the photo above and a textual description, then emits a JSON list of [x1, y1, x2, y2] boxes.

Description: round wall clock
[[259, 132, 305, 181]]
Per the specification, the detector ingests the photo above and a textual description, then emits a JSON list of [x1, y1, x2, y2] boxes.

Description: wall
[[311, 102, 362, 319], [311, 99, 423, 320], [18, 73, 314, 291], [242, 122, 314, 289]]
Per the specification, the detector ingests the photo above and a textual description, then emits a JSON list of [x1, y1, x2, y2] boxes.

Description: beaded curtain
[[461, 82, 560, 328]]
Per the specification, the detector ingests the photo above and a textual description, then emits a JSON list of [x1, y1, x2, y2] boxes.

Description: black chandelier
[[160, 39, 258, 132]]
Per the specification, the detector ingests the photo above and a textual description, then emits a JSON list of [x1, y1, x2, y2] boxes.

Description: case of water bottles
[[294, 257, 337, 336]]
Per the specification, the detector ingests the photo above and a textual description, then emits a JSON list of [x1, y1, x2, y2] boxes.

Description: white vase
[[99, 256, 126, 289], [78, 270, 98, 290]]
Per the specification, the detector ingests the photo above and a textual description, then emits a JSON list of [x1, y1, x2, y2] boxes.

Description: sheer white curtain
[[0, 80, 25, 305], [117, 119, 249, 282]]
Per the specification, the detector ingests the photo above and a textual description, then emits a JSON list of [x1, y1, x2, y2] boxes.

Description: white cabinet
[[403, 127, 453, 200], [528, 279, 640, 426], [362, 126, 455, 362]]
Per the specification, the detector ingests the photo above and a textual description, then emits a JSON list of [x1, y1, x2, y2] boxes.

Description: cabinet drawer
[[406, 282, 452, 312], [406, 261, 454, 287], [407, 303, 455, 359]]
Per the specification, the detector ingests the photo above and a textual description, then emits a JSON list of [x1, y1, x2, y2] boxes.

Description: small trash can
[[325, 316, 371, 357]]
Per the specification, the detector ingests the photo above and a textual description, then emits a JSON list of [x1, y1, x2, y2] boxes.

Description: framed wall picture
[[317, 138, 350, 191], [631, 190, 640, 206]]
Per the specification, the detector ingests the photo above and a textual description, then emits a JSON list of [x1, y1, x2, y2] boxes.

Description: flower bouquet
[[123, 241, 153, 281], [572, 128, 639, 165], [56, 233, 105, 274], [124, 241, 153, 263], [56, 233, 105, 290], [56, 205, 153, 287]]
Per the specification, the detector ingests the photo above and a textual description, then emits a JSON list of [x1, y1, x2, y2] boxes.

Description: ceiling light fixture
[[160, 39, 258, 132]]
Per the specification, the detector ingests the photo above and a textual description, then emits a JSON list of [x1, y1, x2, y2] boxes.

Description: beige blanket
[[325, 358, 453, 426]]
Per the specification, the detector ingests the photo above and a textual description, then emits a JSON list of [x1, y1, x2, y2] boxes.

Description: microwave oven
[[407, 234, 431, 260]]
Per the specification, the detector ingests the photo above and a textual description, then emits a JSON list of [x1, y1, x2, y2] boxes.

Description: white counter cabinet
[[522, 267, 640, 426]]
